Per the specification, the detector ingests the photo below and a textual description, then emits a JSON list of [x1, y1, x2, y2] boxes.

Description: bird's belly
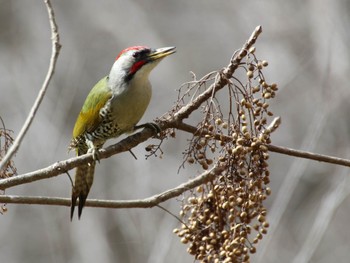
[[111, 100, 149, 132]]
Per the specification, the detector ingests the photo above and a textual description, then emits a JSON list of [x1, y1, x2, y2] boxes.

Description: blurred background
[[1, 0, 350, 262]]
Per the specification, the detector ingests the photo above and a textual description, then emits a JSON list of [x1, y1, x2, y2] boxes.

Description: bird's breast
[[109, 80, 152, 132]]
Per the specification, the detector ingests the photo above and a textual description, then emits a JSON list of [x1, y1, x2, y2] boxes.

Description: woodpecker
[[69, 46, 176, 219]]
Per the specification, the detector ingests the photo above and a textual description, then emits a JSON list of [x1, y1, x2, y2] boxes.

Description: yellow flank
[[73, 77, 112, 139]]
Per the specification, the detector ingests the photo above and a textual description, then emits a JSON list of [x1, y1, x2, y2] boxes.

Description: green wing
[[73, 76, 112, 139]]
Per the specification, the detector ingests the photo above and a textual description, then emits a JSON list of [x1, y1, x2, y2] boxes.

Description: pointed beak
[[148, 46, 176, 61]]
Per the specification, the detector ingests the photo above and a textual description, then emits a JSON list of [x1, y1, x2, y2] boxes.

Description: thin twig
[[0, 165, 224, 208], [266, 144, 350, 167], [0, 0, 61, 171], [173, 25, 262, 122], [175, 122, 350, 168], [156, 205, 188, 226]]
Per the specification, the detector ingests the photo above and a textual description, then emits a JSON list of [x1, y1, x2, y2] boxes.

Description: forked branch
[[0, 26, 263, 190], [0, 0, 61, 171]]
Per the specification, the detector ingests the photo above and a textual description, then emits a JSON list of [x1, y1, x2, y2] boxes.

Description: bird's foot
[[89, 148, 100, 162], [86, 140, 100, 163], [134, 122, 161, 136]]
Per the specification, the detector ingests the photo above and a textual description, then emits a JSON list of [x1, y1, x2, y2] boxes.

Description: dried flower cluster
[[173, 47, 279, 262], [0, 117, 17, 214]]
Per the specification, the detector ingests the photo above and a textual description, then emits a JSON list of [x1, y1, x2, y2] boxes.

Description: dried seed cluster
[[0, 118, 16, 214], [0, 120, 16, 179], [174, 47, 279, 262]]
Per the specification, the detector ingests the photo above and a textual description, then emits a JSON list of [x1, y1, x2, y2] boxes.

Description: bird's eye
[[132, 49, 150, 60]]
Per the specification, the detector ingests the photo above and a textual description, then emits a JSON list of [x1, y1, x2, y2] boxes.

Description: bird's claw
[[87, 147, 100, 163], [86, 140, 100, 163], [135, 122, 161, 136]]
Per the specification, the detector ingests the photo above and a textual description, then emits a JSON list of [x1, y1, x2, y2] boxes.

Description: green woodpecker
[[69, 46, 176, 219]]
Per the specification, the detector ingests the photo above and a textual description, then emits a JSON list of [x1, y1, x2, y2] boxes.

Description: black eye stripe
[[133, 49, 151, 59]]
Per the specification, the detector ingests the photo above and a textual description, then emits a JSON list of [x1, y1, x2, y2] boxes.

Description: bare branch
[[1, 23, 349, 199], [0, 128, 155, 190], [2, 118, 350, 190], [0, 114, 349, 194], [0, 0, 61, 171], [266, 144, 350, 168], [172, 25, 262, 122], [175, 121, 350, 167], [0, 26, 262, 189], [0, 165, 225, 208]]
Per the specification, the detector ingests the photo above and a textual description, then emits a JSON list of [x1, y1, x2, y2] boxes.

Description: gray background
[[1, 0, 350, 262]]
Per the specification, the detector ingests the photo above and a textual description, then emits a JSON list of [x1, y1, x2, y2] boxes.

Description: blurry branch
[[0, 0, 61, 171], [0, 165, 225, 208], [258, 111, 330, 260], [292, 171, 350, 263]]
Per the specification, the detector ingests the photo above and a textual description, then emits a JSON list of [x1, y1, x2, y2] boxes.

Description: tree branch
[[0, 165, 225, 208], [0, 26, 263, 189], [1, 116, 350, 191], [172, 25, 262, 122], [2, 24, 349, 197], [0, 128, 155, 190], [175, 121, 350, 168], [0, 0, 61, 171], [266, 144, 350, 167]]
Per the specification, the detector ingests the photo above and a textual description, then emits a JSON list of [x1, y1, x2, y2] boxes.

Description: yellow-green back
[[73, 76, 112, 140]]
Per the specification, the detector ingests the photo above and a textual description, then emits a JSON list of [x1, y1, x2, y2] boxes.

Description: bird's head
[[109, 46, 176, 83]]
